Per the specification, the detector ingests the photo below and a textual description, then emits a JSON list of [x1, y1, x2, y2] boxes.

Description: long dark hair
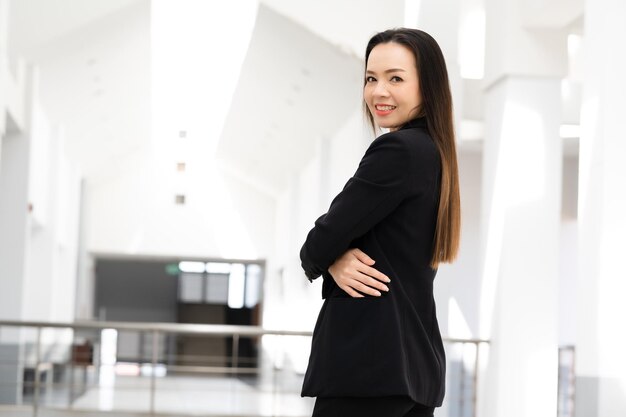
[[364, 28, 461, 268]]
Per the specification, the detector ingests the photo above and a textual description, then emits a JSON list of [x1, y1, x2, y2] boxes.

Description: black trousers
[[312, 396, 435, 417]]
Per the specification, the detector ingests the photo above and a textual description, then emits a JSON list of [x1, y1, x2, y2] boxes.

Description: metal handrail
[[0, 319, 311, 336], [0, 319, 490, 343]]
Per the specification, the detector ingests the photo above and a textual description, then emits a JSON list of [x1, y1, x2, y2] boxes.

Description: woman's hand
[[328, 248, 391, 298]]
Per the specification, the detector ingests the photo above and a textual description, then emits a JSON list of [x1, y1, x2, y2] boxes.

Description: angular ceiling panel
[[217, 5, 363, 194]]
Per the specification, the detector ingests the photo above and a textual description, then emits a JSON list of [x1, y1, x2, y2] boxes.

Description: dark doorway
[[93, 256, 264, 371]]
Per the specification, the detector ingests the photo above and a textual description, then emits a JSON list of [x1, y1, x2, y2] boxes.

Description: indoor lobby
[[1, 0, 625, 416]]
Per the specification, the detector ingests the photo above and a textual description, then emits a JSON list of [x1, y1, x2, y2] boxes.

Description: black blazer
[[299, 116, 445, 407]]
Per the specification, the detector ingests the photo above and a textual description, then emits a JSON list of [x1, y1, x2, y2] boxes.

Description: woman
[[299, 28, 461, 417]]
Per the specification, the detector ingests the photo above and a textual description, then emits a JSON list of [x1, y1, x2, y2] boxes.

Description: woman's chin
[[374, 116, 404, 130], [378, 122, 399, 131]]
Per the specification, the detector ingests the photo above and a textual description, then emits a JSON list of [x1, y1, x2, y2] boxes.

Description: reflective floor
[[7, 365, 315, 417], [69, 373, 314, 416]]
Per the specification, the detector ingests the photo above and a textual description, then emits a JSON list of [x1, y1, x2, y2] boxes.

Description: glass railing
[[0, 319, 491, 417], [558, 345, 575, 417]]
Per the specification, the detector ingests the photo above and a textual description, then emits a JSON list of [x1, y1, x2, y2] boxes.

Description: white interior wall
[[262, 140, 321, 372], [50, 134, 82, 324], [264, 103, 370, 371], [0, 0, 7, 140], [558, 155, 578, 346], [559, 219, 577, 346], [22, 93, 54, 321], [85, 158, 277, 260], [21, 80, 82, 327], [435, 150, 483, 338], [327, 108, 374, 198], [220, 172, 276, 260], [0, 129, 30, 327], [1, 61, 80, 367]]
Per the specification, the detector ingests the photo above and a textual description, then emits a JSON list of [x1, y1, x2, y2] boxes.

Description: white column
[[0, 0, 9, 140], [0, 124, 30, 407], [0, 127, 31, 322], [576, 0, 626, 415], [0, 59, 37, 404], [478, 0, 566, 415], [409, 0, 464, 136], [479, 76, 562, 417]]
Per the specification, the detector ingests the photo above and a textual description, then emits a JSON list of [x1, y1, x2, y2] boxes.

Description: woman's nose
[[373, 82, 390, 97]]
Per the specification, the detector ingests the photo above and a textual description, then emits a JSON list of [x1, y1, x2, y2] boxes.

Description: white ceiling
[[8, 0, 367, 192], [8, 0, 144, 56], [9, 0, 151, 183], [259, 0, 405, 58], [216, 5, 363, 195]]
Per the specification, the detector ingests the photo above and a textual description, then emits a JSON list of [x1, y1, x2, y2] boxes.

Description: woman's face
[[364, 42, 422, 131]]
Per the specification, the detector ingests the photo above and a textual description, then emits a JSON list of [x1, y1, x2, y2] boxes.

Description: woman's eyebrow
[[365, 68, 407, 74]]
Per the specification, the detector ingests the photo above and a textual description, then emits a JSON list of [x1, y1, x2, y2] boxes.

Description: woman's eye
[[365, 76, 376, 82], [391, 76, 403, 82]]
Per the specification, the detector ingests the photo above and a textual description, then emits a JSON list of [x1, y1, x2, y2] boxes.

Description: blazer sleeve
[[299, 133, 412, 282]]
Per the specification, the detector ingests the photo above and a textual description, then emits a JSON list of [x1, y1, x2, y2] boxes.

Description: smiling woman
[[364, 43, 423, 130], [299, 28, 461, 417]]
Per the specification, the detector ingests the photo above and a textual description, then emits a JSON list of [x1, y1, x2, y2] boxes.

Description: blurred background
[[1, 0, 624, 416]]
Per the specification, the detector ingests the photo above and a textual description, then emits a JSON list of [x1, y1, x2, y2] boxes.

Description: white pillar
[[410, 0, 464, 137], [0, 60, 37, 405], [0, 123, 30, 407], [0, 0, 9, 140], [478, 0, 566, 415], [479, 76, 562, 417], [576, 0, 626, 415], [0, 128, 31, 321], [1, 2, 28, 400]]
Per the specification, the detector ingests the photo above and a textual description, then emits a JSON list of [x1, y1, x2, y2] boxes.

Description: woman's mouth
[[375, 104, 396, 116]]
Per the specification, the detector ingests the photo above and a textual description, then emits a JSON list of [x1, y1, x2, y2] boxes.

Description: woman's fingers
[[353, 270, 390, 293], [360, 264, 391, 283], [352, 248, 375, 265], [329, 248, 393, 298], [350, 248, 390, 283], [338, 278, 377, 298], [340, 285, 365, 298], [354, 282, 382, 297], [344, 260, 390, 288], [340, 270, 389, 297]]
